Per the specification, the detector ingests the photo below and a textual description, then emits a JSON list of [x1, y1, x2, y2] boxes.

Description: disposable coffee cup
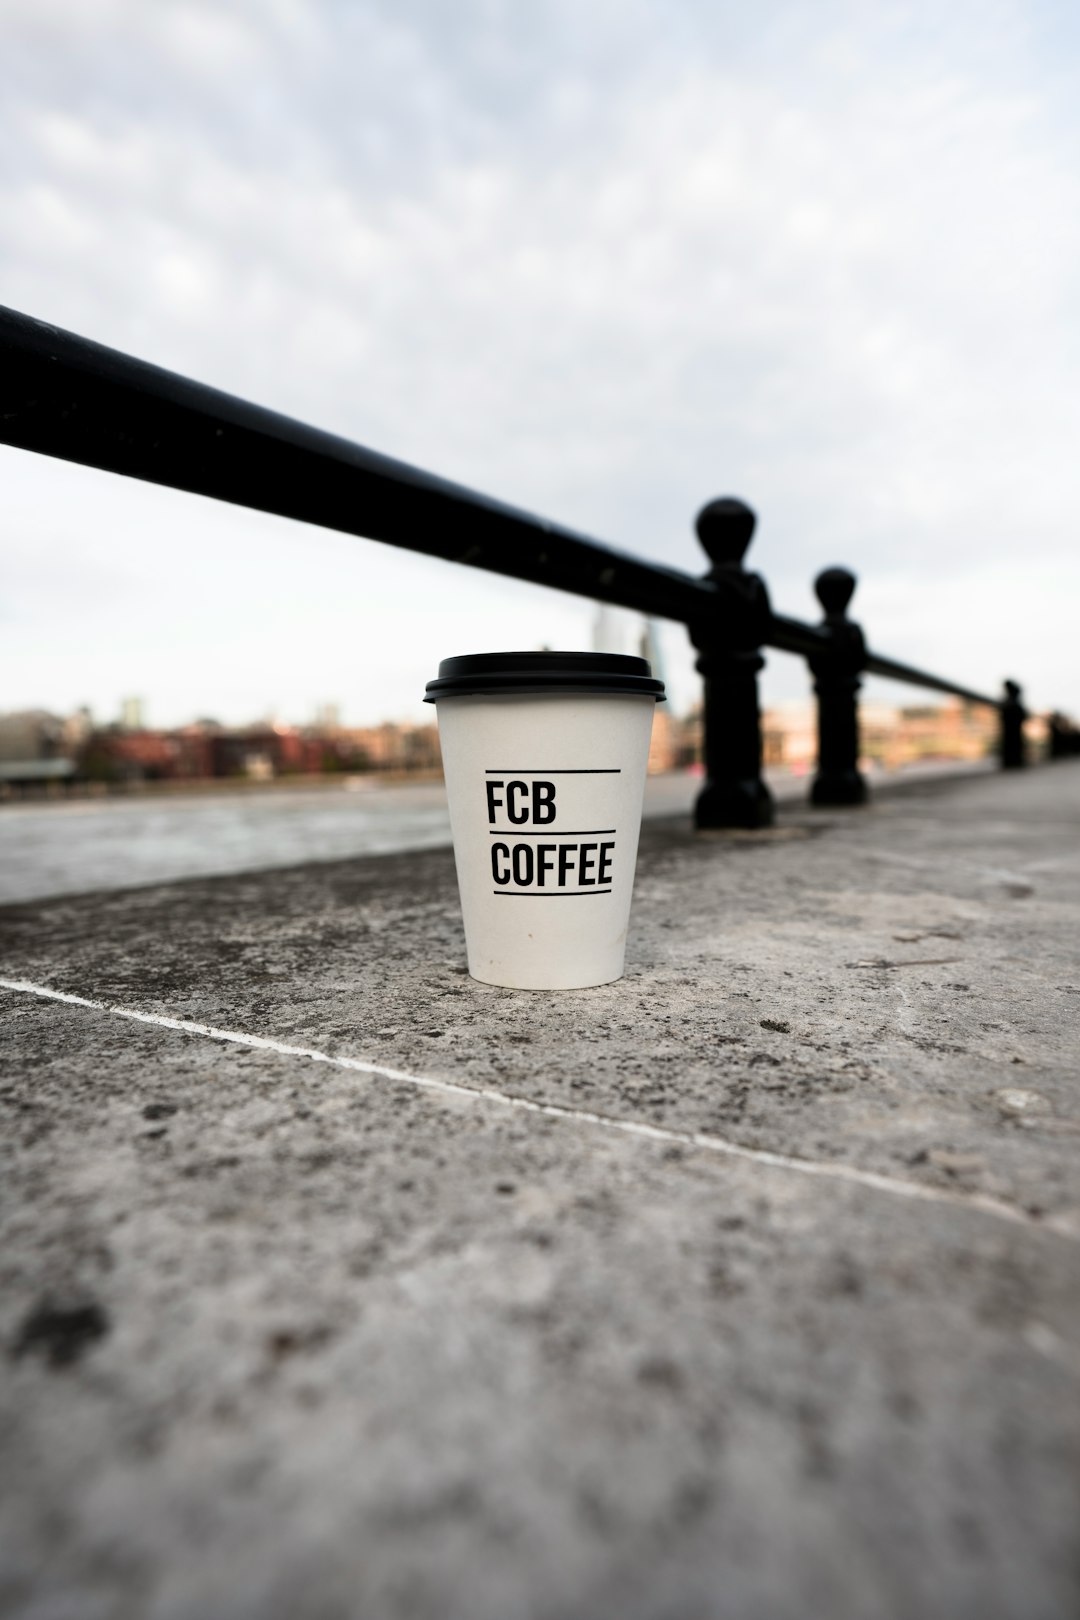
[[425, 651, 665, 990]]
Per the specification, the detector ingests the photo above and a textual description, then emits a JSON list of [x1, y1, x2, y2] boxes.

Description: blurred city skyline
[[0, 689, 1011, 796], [4, 0, 1080, 727]]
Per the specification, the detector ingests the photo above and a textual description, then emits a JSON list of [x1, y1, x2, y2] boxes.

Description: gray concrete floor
[[1, 764, 1078, 1620]]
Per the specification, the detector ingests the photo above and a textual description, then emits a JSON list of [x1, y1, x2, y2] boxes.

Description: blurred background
[[2, 0, 1078, 894]]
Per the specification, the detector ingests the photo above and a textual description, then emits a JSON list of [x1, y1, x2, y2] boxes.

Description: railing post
[[809, 567, 868, 806], [689, 498, 773, 830], [1000, 680, 1027, 769], [1048, 713, 1072, 760]]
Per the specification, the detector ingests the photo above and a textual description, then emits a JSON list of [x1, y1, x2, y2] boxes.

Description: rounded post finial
[[695, 498, 756, 568], [814, 567, 856, 619], [1004, 679, 1021, 702]]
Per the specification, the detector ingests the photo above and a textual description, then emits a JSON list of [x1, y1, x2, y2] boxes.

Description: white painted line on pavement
[[2, 975, 1075, 1241]]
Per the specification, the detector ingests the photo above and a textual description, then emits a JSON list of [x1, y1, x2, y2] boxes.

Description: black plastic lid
[[424, 650, 665, 702]]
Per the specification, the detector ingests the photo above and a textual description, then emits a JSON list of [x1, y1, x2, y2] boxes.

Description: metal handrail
[[0, 306, 714, 623], [0, 306, 1000, 710], [2, 303, 1051, 828]]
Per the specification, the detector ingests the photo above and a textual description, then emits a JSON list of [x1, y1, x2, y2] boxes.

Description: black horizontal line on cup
[[488, 829, 616, 836], [483, 769, 621, 774], [492, 890, 613, 897]]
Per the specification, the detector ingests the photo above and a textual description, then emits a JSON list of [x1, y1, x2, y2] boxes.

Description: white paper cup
[[425, 652, 664, 990]]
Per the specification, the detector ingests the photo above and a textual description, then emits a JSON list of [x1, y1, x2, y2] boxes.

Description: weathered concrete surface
[[1, 764, 1078, 1619]]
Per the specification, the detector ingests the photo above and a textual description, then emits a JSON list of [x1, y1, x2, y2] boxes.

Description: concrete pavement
[[2, 763, 1078, 1619]]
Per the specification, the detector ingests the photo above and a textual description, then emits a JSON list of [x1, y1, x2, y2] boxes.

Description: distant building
[[201, 725, 324, 779], [0, 710, 75, 787], [0, 709, 67, 764], [338, 722, 441, 774], [762, 704, 816, 773], [760, 697, 1000, 773], [80, 729, 182, 782], [859, 699, 999, 768]]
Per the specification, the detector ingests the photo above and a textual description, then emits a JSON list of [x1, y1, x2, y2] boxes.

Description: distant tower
[[592, 603, 641, 657], [315, 702, 341, 731], [593, 607, 665, 682], [639, 618, 667, 685], [120, 696, 144, 731]]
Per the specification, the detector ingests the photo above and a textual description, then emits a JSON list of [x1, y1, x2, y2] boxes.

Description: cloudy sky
[[3, 0, 1078, 727]]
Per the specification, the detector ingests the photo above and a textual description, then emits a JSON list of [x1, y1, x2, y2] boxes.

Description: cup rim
[[424, 650, 665, 703]]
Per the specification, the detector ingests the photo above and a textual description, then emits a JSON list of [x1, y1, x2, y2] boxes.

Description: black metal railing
[[2, 305, 1074, 829]]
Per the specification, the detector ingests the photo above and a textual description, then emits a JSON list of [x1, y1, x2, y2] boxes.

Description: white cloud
[[1, 0, 1078, 724]]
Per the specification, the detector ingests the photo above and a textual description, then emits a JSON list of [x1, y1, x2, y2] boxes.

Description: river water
[[0, 774, 703, 904], [0, 763, 988, 905]]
